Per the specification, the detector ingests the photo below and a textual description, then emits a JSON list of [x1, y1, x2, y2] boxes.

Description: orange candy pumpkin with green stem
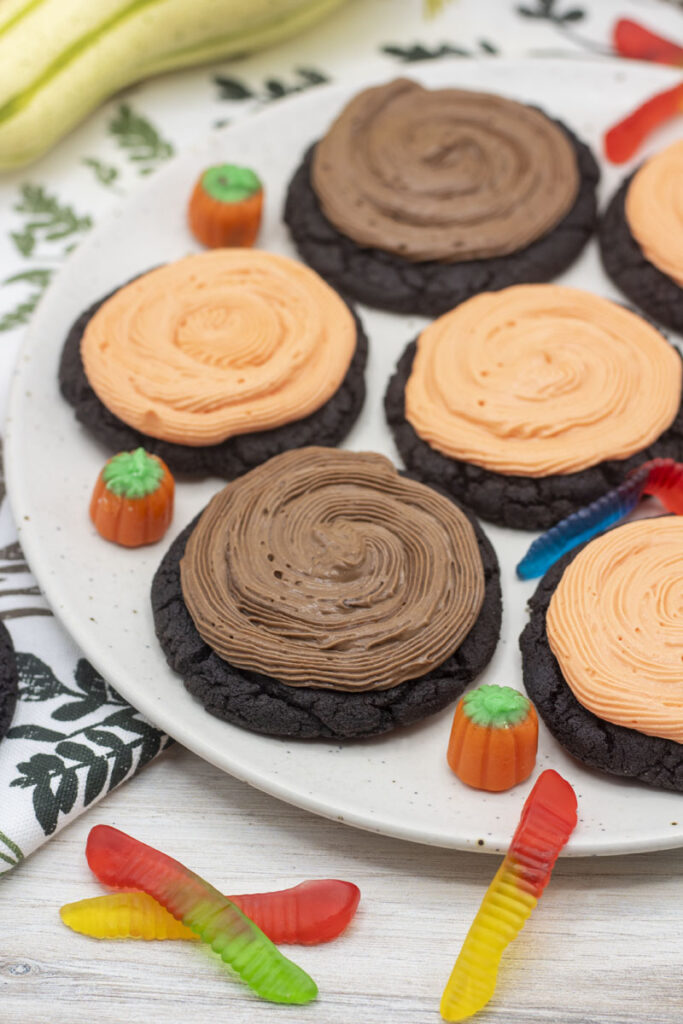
[[188, 164, 263, 248], [447, 685, 538, 792], [90, 448, 174, 548]]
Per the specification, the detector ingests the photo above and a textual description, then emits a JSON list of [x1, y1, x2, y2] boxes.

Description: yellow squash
[[0, 0, 348, 168]]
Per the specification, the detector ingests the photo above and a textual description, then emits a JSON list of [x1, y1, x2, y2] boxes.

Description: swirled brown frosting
[[180, 447, 485, 691], [625, 139, 683, 288], [404, 284, 682, 476], [546, 518, 683, 744], [311, 78, 579, 263], [81, 250, 356, 446]]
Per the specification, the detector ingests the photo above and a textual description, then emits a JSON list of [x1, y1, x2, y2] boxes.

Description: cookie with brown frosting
[[385, 285, 683, 530], [151, 448, 501, 740], [59, 251, 367, 477], [284, 79, 598, 316], [0, 621, 19, 745], [599, 141, 683, 333], [520, 519, 683, 792]]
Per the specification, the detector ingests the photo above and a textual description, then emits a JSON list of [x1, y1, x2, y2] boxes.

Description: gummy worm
[[605, 82, 683, 164], [607, 18, 683, 163], [85, 825, 317, 1004], [440, 770, 577, 1021], [60, 879, 360, 945], [517, 458, 683, 580], [613, 18, 683, 67]]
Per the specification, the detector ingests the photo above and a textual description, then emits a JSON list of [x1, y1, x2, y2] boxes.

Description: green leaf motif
[[7, 724, 66, 742], [0, 541, 25, 562], [138, 730, 162, 768], [73, 659, 107, 700], [33, 776, 59, 835], [10, 229, 34, 257], [516, 0, 585, 22], [381, 39, 498, 62], [213, 75, 254, 100], [104, 681, 128, 705], [11, 184, 92, 257], [214, 68, 329, 106], [0, 830, 24, 868], [56, 769, 78, 816], [84, 759, 108, 805], [16, 753, 64, 779], [86, 728, 124, 750], [264, 78, 287, 99], [15, 652, 72, 702], [5, 268, 53, 287], [109, 103, 174, 174], [561, 8, 585, 21], [101, 708, 153, 733], [0, 296, 39, 332], [0, 267, 54, 333], [55, 741, 99, 763], [82, 156, 119, 187], [297, 69, 328, 86], [381, 42, 468, 61], [52, 698, 105, 721], [109, 747, 133, 790]]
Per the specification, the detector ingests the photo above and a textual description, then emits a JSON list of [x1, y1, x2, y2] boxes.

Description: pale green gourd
[[0, 0, 348, 168]]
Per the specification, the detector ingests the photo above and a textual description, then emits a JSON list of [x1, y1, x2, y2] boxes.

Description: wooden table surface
[[2, 744, 681, 1024]]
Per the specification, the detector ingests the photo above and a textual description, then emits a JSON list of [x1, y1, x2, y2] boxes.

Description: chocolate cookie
[[59, 287, 367, 479], [385, 341, 683, 531], [519, 539, 683, 793], [284, 120, 598, 317], [0, 620, 18, 743], [151, 483, 501, 741], [599, 172, 683, 333]]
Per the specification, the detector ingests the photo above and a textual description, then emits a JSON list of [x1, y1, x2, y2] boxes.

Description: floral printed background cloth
[[0, 0, 681, 873]]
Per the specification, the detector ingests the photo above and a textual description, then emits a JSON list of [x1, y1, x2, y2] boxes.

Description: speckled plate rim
[[6, 57, 683, 856]]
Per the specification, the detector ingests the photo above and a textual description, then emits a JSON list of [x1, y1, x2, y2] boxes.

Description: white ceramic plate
[[6, 59, 683, 856]]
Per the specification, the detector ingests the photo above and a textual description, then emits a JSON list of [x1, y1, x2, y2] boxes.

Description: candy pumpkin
[[188, 164, 264, 248], [90, 448, 174, 548], [447, 685, 538, 792]]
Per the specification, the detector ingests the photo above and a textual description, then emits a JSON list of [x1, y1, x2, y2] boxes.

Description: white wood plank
[[1, 746, 681, 1024]]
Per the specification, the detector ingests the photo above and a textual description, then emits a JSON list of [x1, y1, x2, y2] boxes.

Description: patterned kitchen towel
[[0, 625, 172, 874]]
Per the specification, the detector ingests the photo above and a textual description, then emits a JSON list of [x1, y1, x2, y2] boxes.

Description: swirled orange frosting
[[404, 284, 682, 477], [625, 139, 683, 288], [311, 78, 579, 263], [546, 518, 683, 744], [180, 447, 485, 691], [81, 250, 356, 446]]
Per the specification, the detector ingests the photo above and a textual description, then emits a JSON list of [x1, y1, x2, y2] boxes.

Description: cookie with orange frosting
[[59, 250, 367, 477], [520, 517, 683, 792], [151, 448, 501, 740], [0, 621, 18, 746], [599, 140, 683, 333], [385, 284, 683, 530], [284, 79, 598, 316]]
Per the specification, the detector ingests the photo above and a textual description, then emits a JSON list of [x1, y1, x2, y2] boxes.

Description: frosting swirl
[[311, 78, 579, 263], [81, 250, 356, 446], [625, 140, 683, 288], [546, 518, 683, 744], [180, 447, 485, 691], [404, 285, 682, 477]]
